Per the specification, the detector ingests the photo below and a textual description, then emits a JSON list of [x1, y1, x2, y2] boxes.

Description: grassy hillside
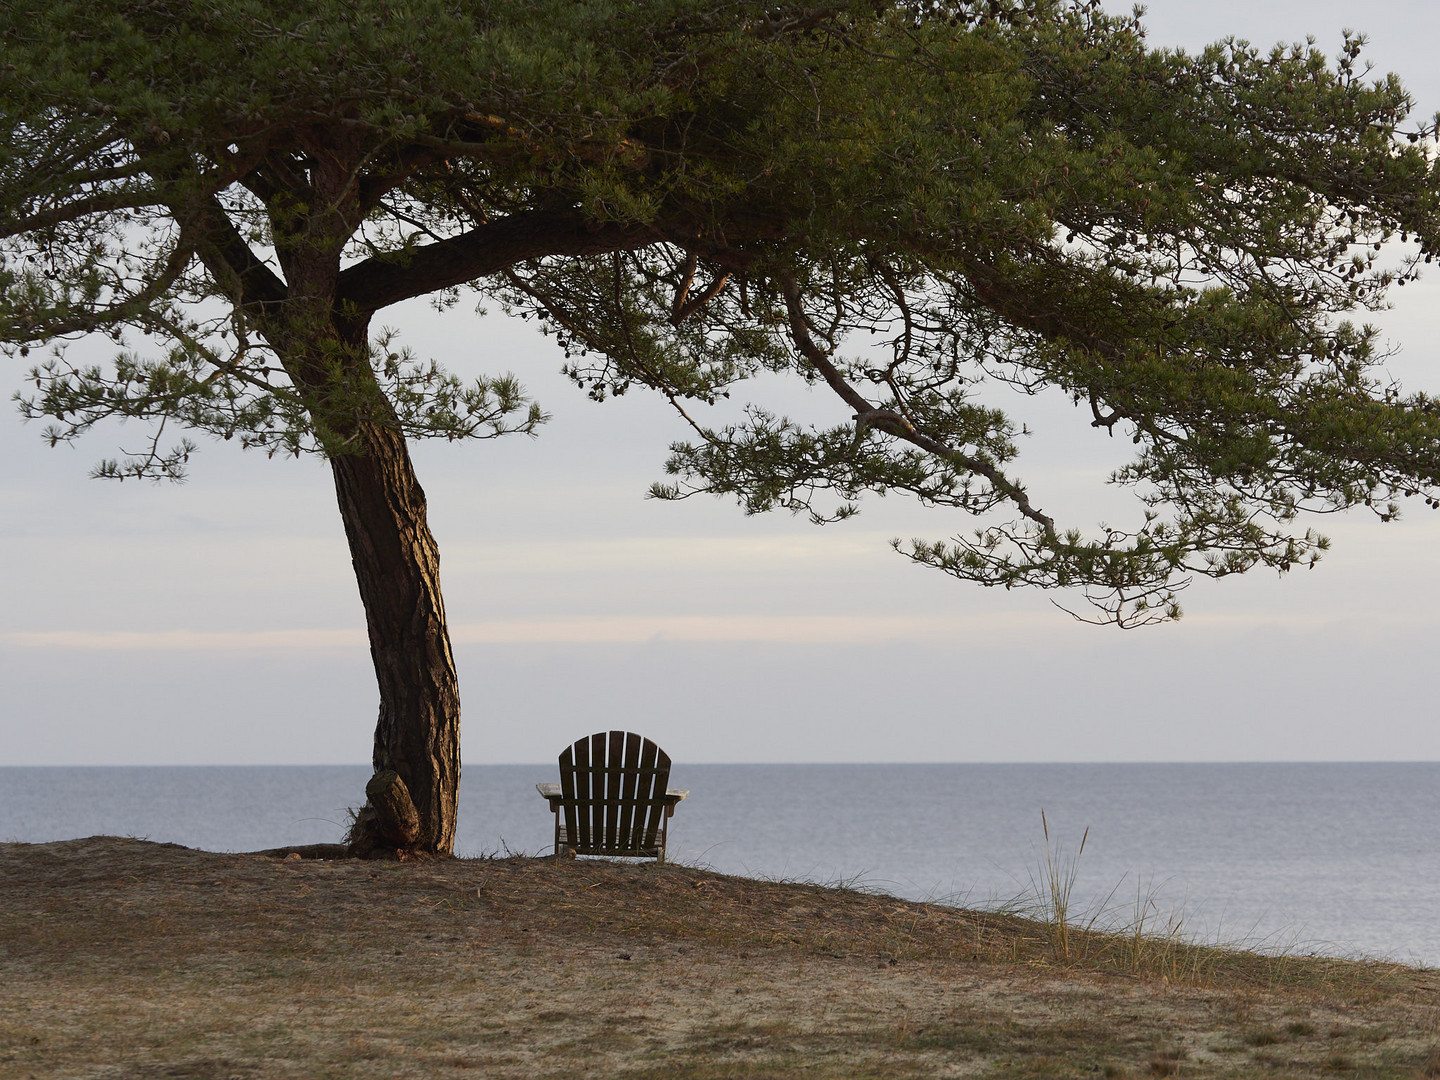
[[3, 837, 1438, 1078]]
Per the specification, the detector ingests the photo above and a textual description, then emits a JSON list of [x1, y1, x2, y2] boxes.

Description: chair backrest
[[558, 731, 672, 856]]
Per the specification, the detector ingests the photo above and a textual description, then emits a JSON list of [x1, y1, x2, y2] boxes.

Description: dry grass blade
[[1025, 808, 1090, 962]]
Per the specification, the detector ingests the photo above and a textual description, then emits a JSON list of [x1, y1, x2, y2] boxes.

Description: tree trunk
[[330, 419, 460, 856]]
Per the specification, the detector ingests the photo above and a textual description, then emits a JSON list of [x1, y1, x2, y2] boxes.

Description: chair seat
[[555, 823, 662, 859]]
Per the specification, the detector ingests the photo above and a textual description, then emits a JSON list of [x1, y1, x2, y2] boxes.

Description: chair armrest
[[663, 788, 689, 812], [536, 782, 563, 810]]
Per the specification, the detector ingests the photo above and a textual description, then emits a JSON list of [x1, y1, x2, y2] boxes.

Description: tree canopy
[[6, 0, 1440, 625], [6, 0, 1440, 851]]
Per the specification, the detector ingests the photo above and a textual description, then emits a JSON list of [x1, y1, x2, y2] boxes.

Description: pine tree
[[5, 0, 1439, 853]]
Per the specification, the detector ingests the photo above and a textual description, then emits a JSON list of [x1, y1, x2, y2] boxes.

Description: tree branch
[[179, 194, 289, 314], [336, 208, 662, 315], [670, 253, 731, 325], [11, 235, 195, 340], [1, 190, 160, 239], [776, 272, 1055, 531]]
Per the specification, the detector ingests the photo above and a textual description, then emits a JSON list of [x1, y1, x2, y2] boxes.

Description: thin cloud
[[2, 613, 1053, 651]]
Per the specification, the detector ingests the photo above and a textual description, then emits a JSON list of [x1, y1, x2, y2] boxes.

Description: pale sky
[[3, 0, 1439, 766]]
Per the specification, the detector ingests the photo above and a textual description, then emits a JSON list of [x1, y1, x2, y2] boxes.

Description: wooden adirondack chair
[[536, 731, 689, 863]]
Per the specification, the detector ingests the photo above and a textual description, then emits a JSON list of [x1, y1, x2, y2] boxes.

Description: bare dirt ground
[[3, 837, 1440, 1079]]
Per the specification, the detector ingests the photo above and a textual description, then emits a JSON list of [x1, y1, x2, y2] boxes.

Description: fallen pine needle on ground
[[3, 837, 1439, 1079]]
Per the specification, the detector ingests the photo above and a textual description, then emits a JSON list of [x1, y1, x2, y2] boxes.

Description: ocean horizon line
[[4, 759, 1438, 769]]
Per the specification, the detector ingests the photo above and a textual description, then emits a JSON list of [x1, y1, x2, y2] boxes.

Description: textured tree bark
[[201, 130, 469, 857], [330, 418, 461, 857], [365, 769, 422, 843]]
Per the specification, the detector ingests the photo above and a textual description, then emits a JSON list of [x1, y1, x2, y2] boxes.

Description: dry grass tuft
[[1147, 1046, 1186, 1076]]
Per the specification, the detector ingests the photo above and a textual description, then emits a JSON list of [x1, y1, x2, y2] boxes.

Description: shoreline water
[[3, 762, 1438, 966]]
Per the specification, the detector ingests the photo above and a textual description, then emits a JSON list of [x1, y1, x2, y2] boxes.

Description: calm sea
[[2, 763, 1436, 967]]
